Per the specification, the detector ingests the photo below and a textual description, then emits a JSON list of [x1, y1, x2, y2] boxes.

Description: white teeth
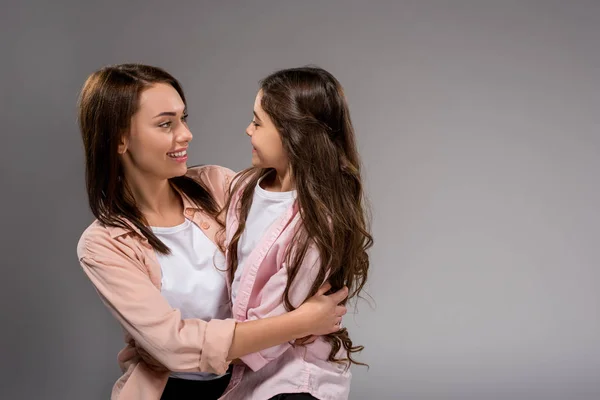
[[168, 150, 187, 157]]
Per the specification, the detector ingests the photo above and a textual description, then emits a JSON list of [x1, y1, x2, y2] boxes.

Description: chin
[[169, 164, 189, 178], [251, 155, 264, 168]]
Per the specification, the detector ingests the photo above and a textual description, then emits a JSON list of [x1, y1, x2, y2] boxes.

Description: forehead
[[137, 83, 185, 116], [253, 90, 264, 112]]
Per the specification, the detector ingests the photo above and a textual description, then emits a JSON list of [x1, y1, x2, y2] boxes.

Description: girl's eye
[[159, 121, 172, 129], [252, 120, 260, 127], [182, 113, 189, 123]]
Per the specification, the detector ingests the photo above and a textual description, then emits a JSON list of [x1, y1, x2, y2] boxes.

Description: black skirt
[[160, 372, 232, 400], [268, 394, 319, 400]]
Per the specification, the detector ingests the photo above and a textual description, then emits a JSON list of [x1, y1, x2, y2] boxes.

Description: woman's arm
[[238, 247, 329, 372], [137, 282, 346, 372], [136, 282, 346, 372], [228, 282, 346, 361], [78, 230, 346, 375]]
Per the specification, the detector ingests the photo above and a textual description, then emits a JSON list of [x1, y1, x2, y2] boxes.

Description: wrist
[[288, 307, 311, 338]]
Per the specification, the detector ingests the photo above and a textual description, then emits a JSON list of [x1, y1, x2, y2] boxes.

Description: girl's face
[[245, 90, 288, 171], [119, 83, 192, 181]]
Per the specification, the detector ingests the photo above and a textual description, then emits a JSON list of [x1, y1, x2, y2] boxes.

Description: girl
[[223, 67, 373, 400], [76, 64, 348, 400]]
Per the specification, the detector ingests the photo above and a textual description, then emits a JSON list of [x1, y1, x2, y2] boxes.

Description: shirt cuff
[[200, 318, 236, 374]]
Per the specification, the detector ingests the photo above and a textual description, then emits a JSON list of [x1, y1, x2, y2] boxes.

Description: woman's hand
[[294, 283, 348, 338]]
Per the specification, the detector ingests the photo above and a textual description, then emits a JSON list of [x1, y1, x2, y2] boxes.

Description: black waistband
[[161, 372, 232, 400]]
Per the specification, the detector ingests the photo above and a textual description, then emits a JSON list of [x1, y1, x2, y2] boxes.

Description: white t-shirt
[[152, 218, 230, 381], [231, 180, 296, 304]]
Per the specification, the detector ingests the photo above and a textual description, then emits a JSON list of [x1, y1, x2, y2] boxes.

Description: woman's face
[[119, 83, 192, 181]]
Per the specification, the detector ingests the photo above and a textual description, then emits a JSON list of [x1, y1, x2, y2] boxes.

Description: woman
[[76, 63, 348, 400]]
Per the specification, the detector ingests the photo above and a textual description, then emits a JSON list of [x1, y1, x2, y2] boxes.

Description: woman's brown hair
[[226, 67, 373, 366], [78, 63, 221, 254]]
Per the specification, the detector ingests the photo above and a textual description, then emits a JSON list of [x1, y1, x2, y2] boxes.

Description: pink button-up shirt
[[221, 180, 351, 400], [77, 165, 236, 400]]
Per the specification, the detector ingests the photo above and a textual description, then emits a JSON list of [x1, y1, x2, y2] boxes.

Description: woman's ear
[[118, 135, 129, 154]]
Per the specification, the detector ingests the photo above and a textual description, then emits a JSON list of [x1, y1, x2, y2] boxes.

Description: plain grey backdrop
[[1, 0, 599, 399]]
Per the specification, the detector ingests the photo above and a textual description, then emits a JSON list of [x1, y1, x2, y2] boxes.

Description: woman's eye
[[252, 120, 260, 127], [159, 121, 172, 129], [182, 113, 189, 122]]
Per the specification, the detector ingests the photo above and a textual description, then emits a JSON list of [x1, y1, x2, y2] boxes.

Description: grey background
[[1, 0, 599, 399]]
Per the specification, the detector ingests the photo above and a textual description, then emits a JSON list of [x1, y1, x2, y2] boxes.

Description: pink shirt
[[221, 180, 351, 400], [77, 165, 236, 400]]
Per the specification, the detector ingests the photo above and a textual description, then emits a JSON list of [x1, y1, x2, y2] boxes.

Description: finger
[[303, 335, 318, 344], [329, 286, 349, 303], [317, 282, 332, 296], [335, 305, 347, 317]]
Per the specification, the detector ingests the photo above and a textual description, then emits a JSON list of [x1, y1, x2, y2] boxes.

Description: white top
[[231, 179, 296, 304], [152, 218, 230, 381]]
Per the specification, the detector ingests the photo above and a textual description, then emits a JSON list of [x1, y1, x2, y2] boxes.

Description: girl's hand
[[295, 283, 348, 337]]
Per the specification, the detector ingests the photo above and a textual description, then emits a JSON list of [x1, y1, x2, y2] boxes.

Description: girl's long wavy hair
[[225, 67, 373, 366]]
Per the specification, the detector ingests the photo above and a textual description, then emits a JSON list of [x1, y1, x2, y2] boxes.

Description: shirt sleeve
[[78, 232, 236, 374]]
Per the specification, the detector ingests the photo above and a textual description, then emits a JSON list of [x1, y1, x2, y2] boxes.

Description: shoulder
[[77, 220, 109, 259], [186, 164, 235, 188], [77, 219, 142, 264], [186, 165, 236, 206], [229, 168, 263, 198]]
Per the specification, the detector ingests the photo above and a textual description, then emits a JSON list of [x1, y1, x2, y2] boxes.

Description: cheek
[[149, 130, 172, 148], [273, 135, 286, 158], [129, 130, 171, 161]]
